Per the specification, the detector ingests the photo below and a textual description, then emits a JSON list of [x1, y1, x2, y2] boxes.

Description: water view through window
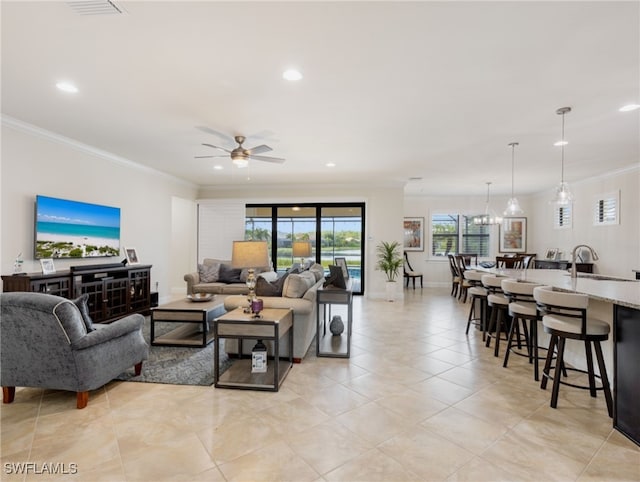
[[245, 204, 365, 294]]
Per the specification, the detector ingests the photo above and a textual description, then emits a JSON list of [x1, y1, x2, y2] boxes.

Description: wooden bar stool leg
[[550, 337, 566, 408], [594, 341, 613, 418], [532, 320, 540, 381], [502, 314, 517, 368], [541, 334, 557, 390], [584, 341, 597, 397]]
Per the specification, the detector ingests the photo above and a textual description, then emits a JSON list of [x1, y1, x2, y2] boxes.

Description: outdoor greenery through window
[[245, 203, 365, 294], [431, 214, 490, 257]]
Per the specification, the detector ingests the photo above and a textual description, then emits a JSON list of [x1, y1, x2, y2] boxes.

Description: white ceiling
[[2, 1, 639, 196]]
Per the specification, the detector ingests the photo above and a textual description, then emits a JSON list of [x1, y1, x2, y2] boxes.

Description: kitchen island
[[479, 267, 640, 446]]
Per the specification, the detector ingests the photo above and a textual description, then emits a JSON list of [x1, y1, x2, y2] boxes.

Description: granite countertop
[[477, 268, 640, 310]]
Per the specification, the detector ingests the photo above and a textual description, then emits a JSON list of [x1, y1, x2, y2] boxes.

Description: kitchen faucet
[[570, 245, 599, 278]]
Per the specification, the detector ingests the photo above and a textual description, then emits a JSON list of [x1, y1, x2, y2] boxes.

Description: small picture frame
[[545, 248, 559, 260], [124, 247, 140, 265], [334, 257, 349, 279], [40, 258, 56, 275], [403, 217, 424, 252]]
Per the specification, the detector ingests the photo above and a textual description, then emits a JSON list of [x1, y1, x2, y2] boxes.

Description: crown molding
[[2, 115, 196, 188]]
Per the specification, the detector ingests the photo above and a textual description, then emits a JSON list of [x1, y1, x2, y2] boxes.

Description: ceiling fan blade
[[202, 143, 232, 154], [196, 126, 234, 142], [195, 154, 227, 159], [249, 154, 286, 164], [246, 144, 272, 155]]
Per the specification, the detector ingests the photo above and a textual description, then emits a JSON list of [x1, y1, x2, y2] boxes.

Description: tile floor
[[1, 288, 639, 481]]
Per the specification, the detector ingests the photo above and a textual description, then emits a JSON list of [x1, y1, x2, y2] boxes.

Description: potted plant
[[376, 241, 403, 301]]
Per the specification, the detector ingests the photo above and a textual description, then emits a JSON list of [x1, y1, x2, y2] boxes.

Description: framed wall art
[[403, 217, 424, 252], [499, 217, 527, 253]]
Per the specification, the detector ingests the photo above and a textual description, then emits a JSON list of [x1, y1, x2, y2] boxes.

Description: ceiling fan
[[195, 131, 285, 168]]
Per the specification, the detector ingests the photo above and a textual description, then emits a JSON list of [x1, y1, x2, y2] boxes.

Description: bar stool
[[464, 270, 487, 339], [533, 286, 613, 417], [481, 274, 513, 357], [501, 280, 545, 380]]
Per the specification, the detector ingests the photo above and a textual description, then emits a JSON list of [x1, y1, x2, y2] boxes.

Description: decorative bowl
[[188, 293, 214, 302]]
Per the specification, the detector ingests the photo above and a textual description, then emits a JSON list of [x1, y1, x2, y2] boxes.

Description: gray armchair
[[1, 292, 148, 409]]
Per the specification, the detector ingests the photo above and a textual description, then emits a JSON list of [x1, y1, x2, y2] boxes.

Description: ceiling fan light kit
[[198, 133, 285, 168]]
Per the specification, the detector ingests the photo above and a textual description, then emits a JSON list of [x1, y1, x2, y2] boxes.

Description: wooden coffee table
[[213, 307, 293, 391], [150, 296, 226, 347]]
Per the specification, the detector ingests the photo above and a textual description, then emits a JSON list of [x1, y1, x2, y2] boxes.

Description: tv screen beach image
[[35, 195, 121, 259]]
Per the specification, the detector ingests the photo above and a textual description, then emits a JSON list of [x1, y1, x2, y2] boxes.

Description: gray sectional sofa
[[223, 263, 325, 362], [184, 258, 276, 295]]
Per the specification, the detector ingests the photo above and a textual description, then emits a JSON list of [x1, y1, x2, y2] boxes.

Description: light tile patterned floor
[[1, 288, 639, 481]]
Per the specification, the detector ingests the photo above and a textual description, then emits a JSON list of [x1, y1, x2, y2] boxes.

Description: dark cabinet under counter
[[614, 304, 640, 446], [534, 260, 593, 273]]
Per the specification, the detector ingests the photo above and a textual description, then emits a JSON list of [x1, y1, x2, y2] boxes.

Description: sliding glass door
[[245, 203, 365, 294]]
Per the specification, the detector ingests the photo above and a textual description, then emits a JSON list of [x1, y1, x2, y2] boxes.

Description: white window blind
[[594, 191, 619, 226], [554, 204, 572, 229], [197, 201, 245, 260]]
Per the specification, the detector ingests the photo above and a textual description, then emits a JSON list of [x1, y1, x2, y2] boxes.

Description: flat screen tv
[[35, 195, 121, 259]]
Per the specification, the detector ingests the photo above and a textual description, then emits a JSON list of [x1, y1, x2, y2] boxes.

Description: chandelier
[[474, 182, 503, 225]]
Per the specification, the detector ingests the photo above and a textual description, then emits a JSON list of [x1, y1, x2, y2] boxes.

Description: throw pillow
[[198, 263, 220, 283], [72, 293, 95, 333], [255, 273, 289, 297], [283, 271, 315, 298], [218, 264, 242, 283]]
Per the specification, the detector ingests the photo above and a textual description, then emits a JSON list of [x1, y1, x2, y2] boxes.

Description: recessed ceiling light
[[213, 165, 223, 170], [56, 81, 78, 93], [326, 162, 336, 168], [554, 140, 568, 147], [282, 69, 303, 81], [619, 104, 640, 112]]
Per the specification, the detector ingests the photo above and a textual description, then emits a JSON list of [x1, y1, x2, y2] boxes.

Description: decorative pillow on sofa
[[218, 264, 242, 283], [255, 273, 289, 297], [283, 271, 316, 298], [240, 266, 272, 283], [198, 263, 220, 283], [72, 293, 95, 333]]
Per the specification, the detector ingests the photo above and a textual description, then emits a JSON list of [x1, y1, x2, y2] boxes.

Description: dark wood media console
[[2, 264, 152, 323]]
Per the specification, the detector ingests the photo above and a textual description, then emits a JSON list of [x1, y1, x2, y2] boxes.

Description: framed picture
[[545, 248, 559, 260], [403, 217, 424, 252], [40, 258, 56, 275], [124, 247, 140, 265], [499, 217, 527, 253], [334, 257, 349, 279]]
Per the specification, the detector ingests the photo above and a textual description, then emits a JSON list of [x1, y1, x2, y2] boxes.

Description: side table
[[214, 307, 293, 391], [316, 281, 353, 358]]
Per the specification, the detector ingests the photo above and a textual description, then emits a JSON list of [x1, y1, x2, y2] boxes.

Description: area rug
[[116, 319, 232, 386]]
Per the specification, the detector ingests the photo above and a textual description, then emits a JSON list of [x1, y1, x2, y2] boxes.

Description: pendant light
[[474, 182, 503, 225], [552, 107, 573, 205], [504, 142, 523, 216]]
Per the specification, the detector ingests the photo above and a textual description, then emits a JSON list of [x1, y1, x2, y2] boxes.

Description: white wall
[[403, 192, 527, 286], [197, 183, 405, 300], [1, 119, 198, 302], [529, 166, 640, 277], [404, 166, 640, 283]]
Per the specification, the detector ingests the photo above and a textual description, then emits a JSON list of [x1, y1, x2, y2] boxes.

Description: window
[[554, 204, 572, 229], [594, 191, 619, 226], [245, 203, 365, 294], [431, 214, 490, 257]]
